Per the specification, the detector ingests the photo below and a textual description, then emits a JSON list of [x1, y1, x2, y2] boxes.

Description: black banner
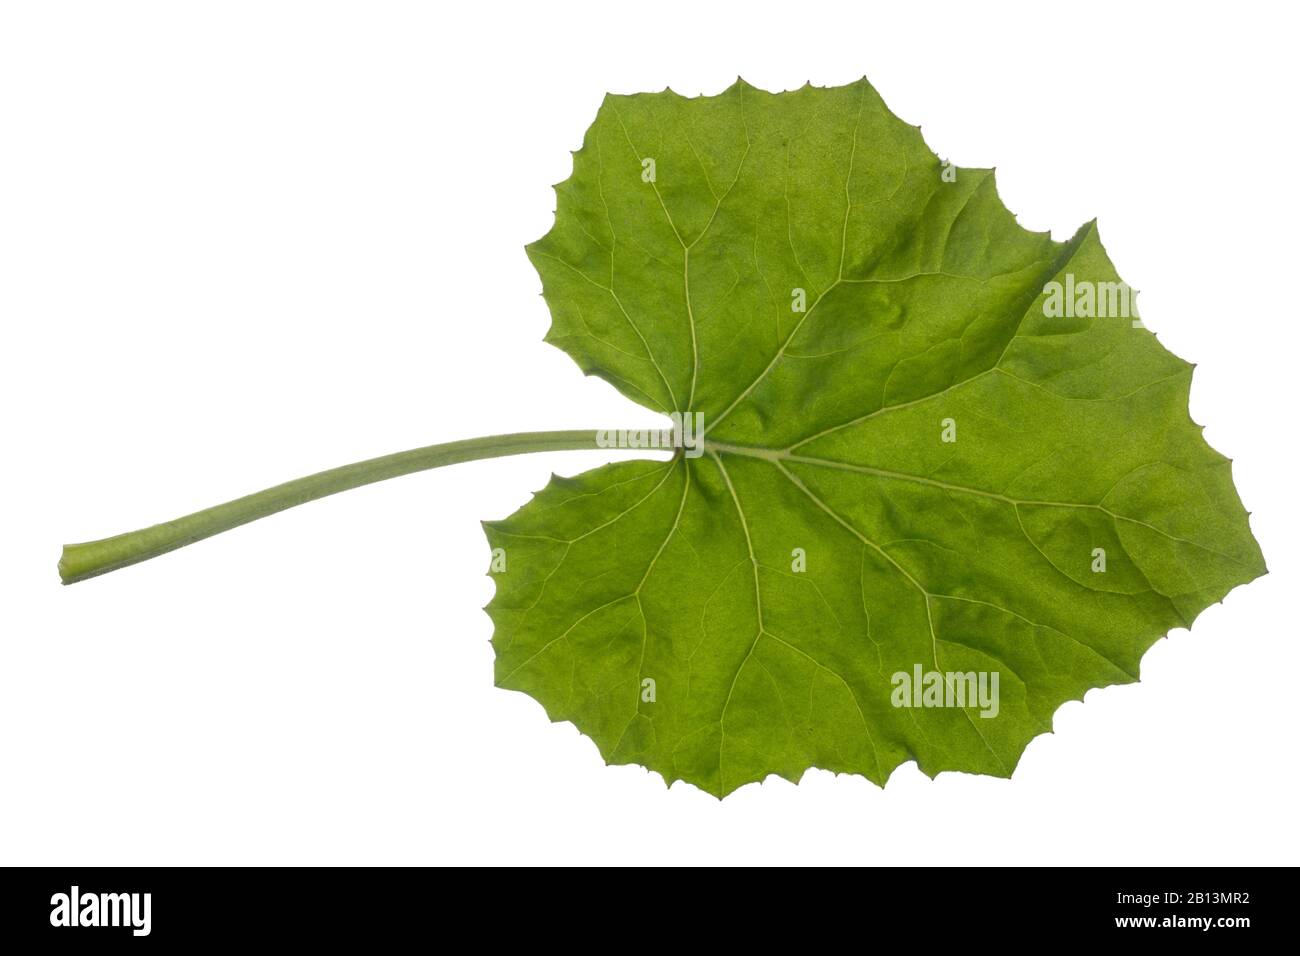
[[0, 866, 1287, 944]]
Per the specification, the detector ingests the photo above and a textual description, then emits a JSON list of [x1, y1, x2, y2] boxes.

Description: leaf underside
[[485, 78, 1265, 798]]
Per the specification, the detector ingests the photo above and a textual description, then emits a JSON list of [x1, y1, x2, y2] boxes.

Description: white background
[[2, 1, 1296, 865]]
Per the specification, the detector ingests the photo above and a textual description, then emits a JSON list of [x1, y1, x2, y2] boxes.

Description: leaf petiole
[[58, 429, 623, 585]]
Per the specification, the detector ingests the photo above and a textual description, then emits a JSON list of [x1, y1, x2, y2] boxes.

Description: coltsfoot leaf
[[485, 78, 1265, 797]]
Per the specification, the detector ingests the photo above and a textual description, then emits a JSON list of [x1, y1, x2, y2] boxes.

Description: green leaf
[[486, 78, 1265, 797]]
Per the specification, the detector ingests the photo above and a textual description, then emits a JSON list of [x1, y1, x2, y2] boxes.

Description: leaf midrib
[[703, 439, 1255, 572]]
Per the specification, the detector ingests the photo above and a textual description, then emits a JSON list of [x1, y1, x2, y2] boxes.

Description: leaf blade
[[493, 79, 1265, 796]]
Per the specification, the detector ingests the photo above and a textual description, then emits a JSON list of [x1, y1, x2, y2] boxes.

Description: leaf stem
[[59, 429, 614, 585]]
